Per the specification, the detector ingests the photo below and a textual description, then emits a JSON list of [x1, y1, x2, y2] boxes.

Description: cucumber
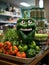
[[35, 34, 48, 38]]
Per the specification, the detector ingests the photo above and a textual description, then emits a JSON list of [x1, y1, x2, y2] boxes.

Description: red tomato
[[9, 46, 18, 55], [21, 52, 26, 58], [3, 48, 10, 55], [16, 52, 26, 58], [4, 51, 9, 55], [4, 41, 11, 50], [16, 52, 21, 57], [3, 50, 9, 54], [0, 42, 3, 48]]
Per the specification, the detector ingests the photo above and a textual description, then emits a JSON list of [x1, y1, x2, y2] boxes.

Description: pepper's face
[[17, 19, 35, 44]]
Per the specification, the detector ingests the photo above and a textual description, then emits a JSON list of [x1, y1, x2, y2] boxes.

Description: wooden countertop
[[0, 49, 49, 65], [29, 49, 49, 65]]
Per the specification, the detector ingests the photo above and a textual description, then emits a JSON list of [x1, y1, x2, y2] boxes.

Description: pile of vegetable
[[0, 14, 41, 58], [0, 41, 40, 58], [0, 29, 40, 58]]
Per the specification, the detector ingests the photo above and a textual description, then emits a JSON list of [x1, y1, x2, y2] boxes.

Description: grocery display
[[0, 28, 40, 57], [0, 17, 49, 60], [0, 0, 49, 65], [30, 7, 45, 20], [0, 6, 22, 26], [0, 17, 49, 64]]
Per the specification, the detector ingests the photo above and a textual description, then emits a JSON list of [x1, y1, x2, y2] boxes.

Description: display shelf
[[0, 49, 49, 65], [0, 11, 21, 24], [0, 20, 17, 24], [0, 13, 11, 17], [29, 49, 49, 65], [31, 7, 44, 9], [0, 13, 21, 18], [0, 53, 36, 64], [30, 7, 45, 20]]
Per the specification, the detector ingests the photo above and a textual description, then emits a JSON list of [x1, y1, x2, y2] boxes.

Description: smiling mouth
[[20, 28, 32, 31]]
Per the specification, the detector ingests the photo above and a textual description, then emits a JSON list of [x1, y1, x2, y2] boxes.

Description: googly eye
[[28, 20, 32, 24], [21, 20, 25, 24]]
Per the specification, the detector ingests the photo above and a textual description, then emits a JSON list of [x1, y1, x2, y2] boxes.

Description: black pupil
[[23, 21, 24, 23], [30, 20, 31, 22]]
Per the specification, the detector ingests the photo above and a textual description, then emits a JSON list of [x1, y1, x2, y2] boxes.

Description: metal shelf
[[0, 13, 21, 17], [0, 20, 17, 24]]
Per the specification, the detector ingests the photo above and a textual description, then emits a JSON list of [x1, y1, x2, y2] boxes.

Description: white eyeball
[[28, 20, 32, 24], [21, 21, 25, 24]]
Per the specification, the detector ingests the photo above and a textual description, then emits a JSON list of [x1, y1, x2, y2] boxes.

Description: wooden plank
[[0, 50, 49, 65], [29, 49, 49, 65]]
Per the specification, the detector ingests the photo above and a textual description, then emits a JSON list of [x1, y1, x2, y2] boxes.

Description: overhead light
[[20, 2, 30, 7], [39, 0, 43, 8]]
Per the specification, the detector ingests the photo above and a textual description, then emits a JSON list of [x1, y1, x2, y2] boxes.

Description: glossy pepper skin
[[17, 18, 36, 44], [26, 49, 36, 58], [18, 43, 28, 52]]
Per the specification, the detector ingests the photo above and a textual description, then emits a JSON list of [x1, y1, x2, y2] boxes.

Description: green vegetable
[[11, 41, 19, 46], [26, 49, 36, 58], [28, 41, 36, 49], [3, 29, 18, 45], [35, 34, 48, 38], [35, 46, 40, 54], [18, 43, 28, 52], [17, 18, 35, 44], [0, 35, 4, 42]]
